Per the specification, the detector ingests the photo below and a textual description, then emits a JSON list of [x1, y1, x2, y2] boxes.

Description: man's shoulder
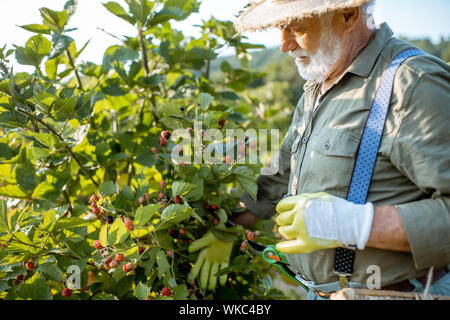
[[380, 37, 450, 80]]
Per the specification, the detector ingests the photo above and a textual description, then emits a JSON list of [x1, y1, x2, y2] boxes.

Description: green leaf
[[126, 0, 154, 26], [134, 204, 161, 227], [199, 92, 214, 111], [171, 181, 196, 197], [31, 132, 58, 149], [37, 262, 63, 281], [99, 223, 108, 247], [53, 217, 91, 231], [15, 34, 52, 67], [18, 272, 52, 300], [160, 204, 193, 224], [102, 45, 139, 71], [15, 160, 37, 191], [156, 250, 170, 279], [233, 166, 257, 200], [32, 181, 59, 201], [40, 7, 69, 32], [19, 24, 51, 34], [30, 91, 56, 113], [134, 282, 150, 300], [41, 210, 56, 231], [0, 200, 8, 233], [0, 185, 28, 199], [99, 181, 116, 196], [49, 34, 73, 59], [107, 218, 128, 245], [103, 2, 136, 25]]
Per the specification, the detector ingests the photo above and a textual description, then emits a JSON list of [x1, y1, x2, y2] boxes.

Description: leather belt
[[381, 267, 449, 292]]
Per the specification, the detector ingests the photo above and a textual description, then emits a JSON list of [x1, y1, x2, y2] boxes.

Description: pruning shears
[[247, 240, 332, 297]]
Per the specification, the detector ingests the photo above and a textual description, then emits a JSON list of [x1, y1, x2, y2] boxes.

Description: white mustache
[[288, 48, 310, 59]]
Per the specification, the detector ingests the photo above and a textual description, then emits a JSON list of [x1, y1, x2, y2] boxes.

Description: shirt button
[[324, 142, 330, 150], [302, 136, 309, 144]]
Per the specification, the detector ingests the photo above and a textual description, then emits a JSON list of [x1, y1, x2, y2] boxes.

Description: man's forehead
[[283, 15, 321, 30]]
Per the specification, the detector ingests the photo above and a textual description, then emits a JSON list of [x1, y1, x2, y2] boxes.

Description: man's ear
[[340, 7, 360, 33]]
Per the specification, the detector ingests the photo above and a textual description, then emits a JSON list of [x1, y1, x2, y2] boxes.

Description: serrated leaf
[[107, 218, 128, 245], [37, 262, 63, 281], [0, 200, 8, 232], [53, 217, 91, 231], [171, 181, 196, 197], [134, 282, 150, 300], [160, 204, 193, 224], [156, 250, 170, 279], [99, 181, 116, 196], [99, 223, 108, 247], [199, 92, 214, 111], [18, 272, 52, 300], [103, 2, 136, 25], [19, 24, 51, 34], [15, 160, 37, 191], [41, 210, 56, 231], [135, 204, 161, 227]]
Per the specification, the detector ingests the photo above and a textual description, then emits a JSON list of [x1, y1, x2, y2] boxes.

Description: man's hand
[[188, 232, 233, 291], [275, 192, 374, 254]]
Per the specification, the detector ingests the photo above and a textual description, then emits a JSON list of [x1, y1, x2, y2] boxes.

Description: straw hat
[[234, 0, 373, 33]]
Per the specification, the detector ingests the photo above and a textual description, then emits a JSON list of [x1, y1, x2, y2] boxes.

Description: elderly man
[[188, 0, 450, 299]]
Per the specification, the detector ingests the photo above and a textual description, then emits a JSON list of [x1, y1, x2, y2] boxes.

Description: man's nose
[[280, 29, 298, 53]]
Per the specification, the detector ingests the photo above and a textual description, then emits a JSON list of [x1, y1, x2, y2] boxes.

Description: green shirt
[[241, 23, 450, 286]]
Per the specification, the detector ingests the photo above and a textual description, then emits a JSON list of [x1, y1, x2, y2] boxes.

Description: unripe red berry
[[62, 288, 72, 298], [16, 274, 24, 281], [179, 228, 186, 235], [219, 118, 226, 127], [240, 241, 247, 252], [160, 180, 167, 188], [166, 250, 174, 257], [211, 204, 219, 211], [173, 195, 182, 204], [204, 204, 210, 211], [125, 220, 134, 231], [123, 262, 134, 272], [180, 161, 186, 168], [145, 297, 151, 300], [139, 246, 145, 255], [90, 194, 99, 203], [91, 201, 98, 208], [25, 261, 35, 271], [105, 257, 113, 266], [159, 136, 167, 147], [92, 207, 100, 215], [161, 287, 172, 297], [109, 260, 119, 268], [115, 253, 124, 263], [246, 231, 255, 241], [93, 240, 103, 250], [213, 218, 220, 225], [139, 196, 146, 204], [151, 147, 157, 154], [13, 279, 20, 286]]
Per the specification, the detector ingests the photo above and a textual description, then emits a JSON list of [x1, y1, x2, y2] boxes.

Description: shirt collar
[[347, 22, 394, 78], [303, 22, 394, 93]]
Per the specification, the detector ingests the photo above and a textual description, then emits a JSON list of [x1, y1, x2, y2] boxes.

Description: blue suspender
[[333, 49, 426, 281]]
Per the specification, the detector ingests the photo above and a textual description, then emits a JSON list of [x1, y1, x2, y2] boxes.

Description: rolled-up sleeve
[[391, 70, 450, 270], [240, 96, 304, 219]]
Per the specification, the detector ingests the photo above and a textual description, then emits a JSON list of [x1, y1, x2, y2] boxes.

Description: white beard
[[289, 27, 342, 83]]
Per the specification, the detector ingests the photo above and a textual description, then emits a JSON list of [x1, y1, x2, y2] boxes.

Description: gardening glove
[[275, 192, 374, 254], [188, 231, 233, 291]]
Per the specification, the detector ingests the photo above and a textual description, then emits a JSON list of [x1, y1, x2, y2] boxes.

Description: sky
[[1, 0, 449, 72]]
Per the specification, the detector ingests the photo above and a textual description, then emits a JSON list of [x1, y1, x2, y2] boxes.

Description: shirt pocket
[[303, 130, 361, 195]]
